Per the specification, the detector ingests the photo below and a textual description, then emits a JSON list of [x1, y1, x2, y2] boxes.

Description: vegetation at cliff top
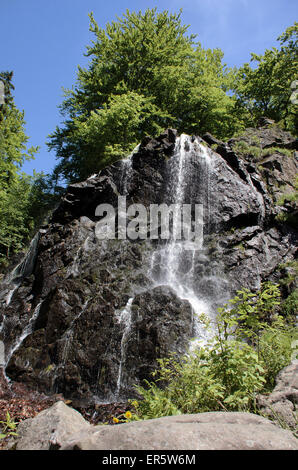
[[0, 72, 56, 264], [0, 10, 297, 263], [233, 22, 297, 135], [47, 10, 297, 186]]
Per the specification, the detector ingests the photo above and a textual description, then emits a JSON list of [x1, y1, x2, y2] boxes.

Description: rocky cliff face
[[0, 125, 297, 404]]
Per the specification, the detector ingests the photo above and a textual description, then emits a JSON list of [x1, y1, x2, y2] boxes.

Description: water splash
[[5, 301, 43, 368], [115, 297, 134, 399], [149, 135, 227, 347], [1, 232, 40, 307]]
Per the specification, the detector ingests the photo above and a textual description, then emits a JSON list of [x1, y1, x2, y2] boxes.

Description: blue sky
[[0, 0, 297, 177]]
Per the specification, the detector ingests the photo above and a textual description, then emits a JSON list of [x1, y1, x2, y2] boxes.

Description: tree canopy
[[234, 22, 298, 133], [48, 8, 241, 184], [1, 11, 297, 261], [0, 72, 54, 262]]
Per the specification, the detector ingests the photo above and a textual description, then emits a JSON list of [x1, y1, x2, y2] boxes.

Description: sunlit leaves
[[48, 8, 239, 184], [130, 283, 296, 420], [0, 72, 50, 262], [234, 22, 298, 133]]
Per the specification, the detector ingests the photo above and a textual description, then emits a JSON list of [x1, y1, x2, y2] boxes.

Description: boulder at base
[[258, 360, 298, 430], [15, 401, 90, 450], [15, 401, 298, 450]]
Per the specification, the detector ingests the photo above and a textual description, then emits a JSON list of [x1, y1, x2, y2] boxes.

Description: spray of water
[[149, 135, 226, 348], [115, 297, 134, 399]]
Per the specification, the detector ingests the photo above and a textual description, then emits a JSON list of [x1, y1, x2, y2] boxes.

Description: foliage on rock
[[233, 22, 298, 134], [0, 411, 17, 440], [131, 283, 297, 420]]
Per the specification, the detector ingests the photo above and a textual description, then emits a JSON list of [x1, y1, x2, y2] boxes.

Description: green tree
[[0, 72, 54, 263], [48, 8, 240, 184], [234, 23, 298, 133], [0, 72, 37, 190]]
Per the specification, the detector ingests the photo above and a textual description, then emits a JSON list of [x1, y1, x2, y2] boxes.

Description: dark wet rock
[[0, 127, 297, 404], [259, 152, 298, 203], [5, 285, 193, 402]]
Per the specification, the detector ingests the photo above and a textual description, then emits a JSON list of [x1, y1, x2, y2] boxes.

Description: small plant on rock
[[0, 412, 18, 440]]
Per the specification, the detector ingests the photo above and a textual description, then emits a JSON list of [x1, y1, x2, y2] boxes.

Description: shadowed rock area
[[0, 125, 297, 406]]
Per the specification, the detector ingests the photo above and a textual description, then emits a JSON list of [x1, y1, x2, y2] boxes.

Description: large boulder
[[15, 401, 90, 450], [258, 361, 298, 431], [14, 402, 298, 450]]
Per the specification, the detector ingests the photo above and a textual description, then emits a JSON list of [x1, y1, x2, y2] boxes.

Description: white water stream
[[149, 135, 224, 348], [1, 135, 230, 400], [2, 232, 40, 308], [4, 301, 43, 369], [115, 297, 134, 399], [113, 135, 228, 397], [120, 144, 140, 195]]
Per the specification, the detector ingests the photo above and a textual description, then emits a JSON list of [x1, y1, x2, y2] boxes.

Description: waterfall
[[0, 338, 4, 367], [0, 232, 40, 356], [120, 144, 140, 195], [0, 132, 232, 402], [149, 135, 226, 348], [1, 232, 40, 308], [61, 299, 90, 366], [68, 239, 87, 278], [4, 301, 43, 369], [52, 299, 91, 393], [115, 297, 134, 400]]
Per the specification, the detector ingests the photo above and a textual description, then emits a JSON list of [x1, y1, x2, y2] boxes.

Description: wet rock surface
[[0, 125, 297, 405]]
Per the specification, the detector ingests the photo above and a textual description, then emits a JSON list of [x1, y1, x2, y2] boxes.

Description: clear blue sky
[[0, 0, 297, 177]]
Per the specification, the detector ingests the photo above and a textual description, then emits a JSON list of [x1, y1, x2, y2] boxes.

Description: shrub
[[258, 322, 297, 389], [282, 289, 298, 317], [130, 283, 297, 420]]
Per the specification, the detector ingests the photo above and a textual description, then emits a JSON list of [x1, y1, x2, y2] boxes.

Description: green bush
[[258, 323, 297, 389], [131, 283, 297, 420], [282, 289, 298, 317]]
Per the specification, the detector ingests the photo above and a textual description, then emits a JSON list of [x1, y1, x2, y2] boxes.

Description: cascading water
[[1, 232, 40, 309], [115, 297, 134, 400], [4, 300, 43, 371], [112, 134, 230, 398], [52, 299, 91, 393], [0, 232, 41, 374], [61, 299, 90, 365], [120, 144, 140, 195], [149, 135, 228, 347], [0, 133, 232, 402], [105, 144, 140, 399]]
